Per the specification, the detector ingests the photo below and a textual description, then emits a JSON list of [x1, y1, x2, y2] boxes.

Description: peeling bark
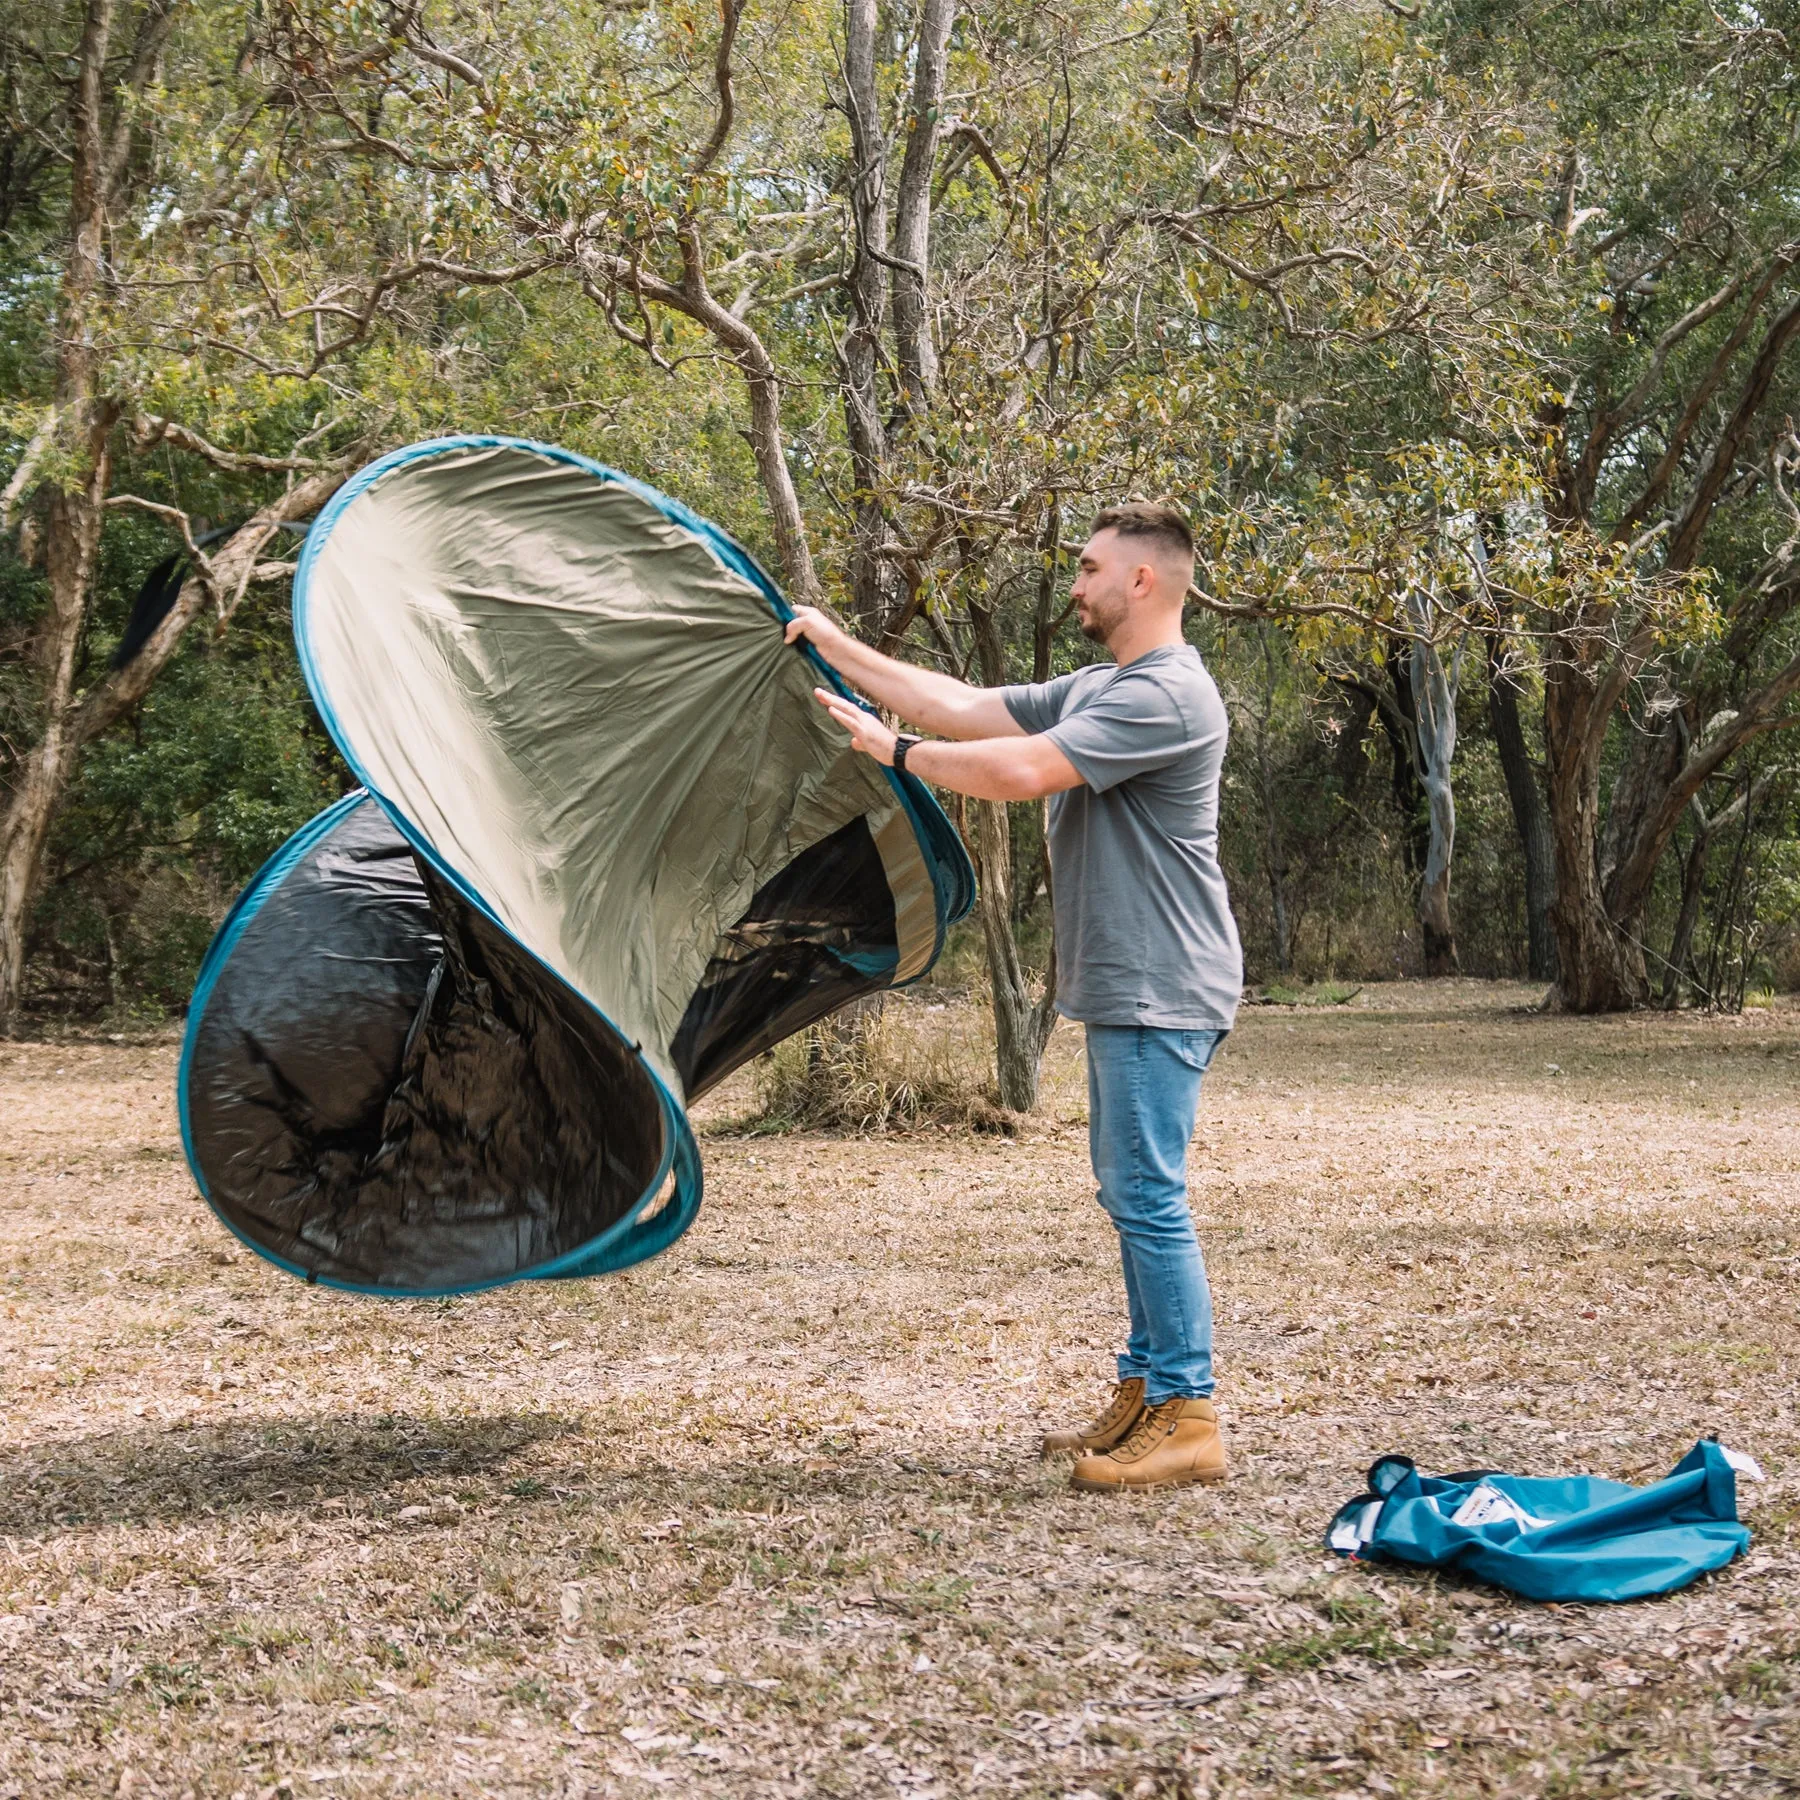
[[1484, 638, 1558, 983], [1407, 603, 1462, 977], [890, 0, 956, 414], [841, 0, 893, 636]]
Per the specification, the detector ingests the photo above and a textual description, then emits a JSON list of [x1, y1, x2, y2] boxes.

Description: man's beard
[[1078, 597, 1123, 644]]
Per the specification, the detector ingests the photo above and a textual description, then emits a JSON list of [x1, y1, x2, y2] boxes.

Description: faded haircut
[[1089, 500, 1195, 568]]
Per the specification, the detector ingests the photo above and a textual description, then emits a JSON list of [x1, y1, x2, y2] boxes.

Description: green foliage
[[7, 0, 1800, 1022], [12, 550, 349, 1013]]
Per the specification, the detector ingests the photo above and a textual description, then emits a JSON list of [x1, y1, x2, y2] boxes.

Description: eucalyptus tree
[[1437, 0, 1800, 1010], [810, 0, 1536, 1086], [237, 1, 1112, 1102], [0, 0, 337, 1024], [0, 0, 587, 1025], [1134, 9, 1558, 989], [244, 0, 1566, 1093]]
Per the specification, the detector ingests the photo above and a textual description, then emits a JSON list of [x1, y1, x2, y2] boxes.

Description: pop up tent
[[178, 437, 973, 1295]]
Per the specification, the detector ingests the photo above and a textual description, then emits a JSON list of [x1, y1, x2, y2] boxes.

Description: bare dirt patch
[[1, 984, 1797, 1797]]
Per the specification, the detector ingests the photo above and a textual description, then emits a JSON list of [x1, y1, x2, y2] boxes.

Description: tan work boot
[[1069, 1396, 1228, 1492], [1040, 1376, 1146, 1458]]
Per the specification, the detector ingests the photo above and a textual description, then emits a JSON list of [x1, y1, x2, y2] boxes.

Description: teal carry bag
[[1325, 1439, 1754, 1603]]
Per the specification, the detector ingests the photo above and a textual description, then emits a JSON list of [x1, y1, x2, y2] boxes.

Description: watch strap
[[893, 733, 923, 773]]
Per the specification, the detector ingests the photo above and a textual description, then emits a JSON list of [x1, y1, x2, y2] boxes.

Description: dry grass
[[2, 982, 1798, 1799], [748, 1002, 1020, 1135]]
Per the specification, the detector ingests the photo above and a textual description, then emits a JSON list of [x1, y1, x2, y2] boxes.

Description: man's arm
[[814, 688, 1081, 802], [784, 606, 1022, 741]]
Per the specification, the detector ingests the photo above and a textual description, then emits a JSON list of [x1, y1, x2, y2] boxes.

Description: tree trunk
[[0, 487, 107, 1025], [1416, 814, 1457, 973], [1330, 665, 1432, 967], [1662, 826, 1708, 1007], [608, 228, 822, 607], [1542, 653, 1649, 1010], [73, 470, 344, 743], [741, 360, 822, 606], [1, 466, 344, 1027], [1597, 693, 1684, 903], [1331, 679, 1375, 796], [1377, 653, 1431, 878], [974, 796, 1056, 1112], [1599, 646, 1800, 941], [0, 0, 340, 1028], [968, 597, 1056, 1109], [1407, 606, 1461, 977], [889, 0, 956, 414], [1250, 631, 1292, 973], [0, 418, 120, 1026], [1656, 770, 1779, 1008], [1485, 637, 1558, 982], [1257, 745, 1293, 975], [0, 0, 114, 1030], [840, 0, 893, 637]]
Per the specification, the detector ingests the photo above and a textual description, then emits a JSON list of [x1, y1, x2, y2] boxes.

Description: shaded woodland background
[[6, 0, 1800, 1105]]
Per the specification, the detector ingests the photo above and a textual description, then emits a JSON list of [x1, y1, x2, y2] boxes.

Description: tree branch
[[1611, 248, 1800, 541], [404, 30, 490, 103], [74, 468, 345, 747], [1571, 264, 1755, 519], [1145, 213, 1375, 334], [1189, 582, 1434, 642], [890, 0, 957, 411], [1608, 645, 1800, 912], [132, 414, 323, 474], [689, 0, 742, 176], [1666, 291, 1800, 570], [943, 119, 1010, 198], [100, 0, 179, 203], [101, 493, 223, 612], [1, 408, 59, 532]]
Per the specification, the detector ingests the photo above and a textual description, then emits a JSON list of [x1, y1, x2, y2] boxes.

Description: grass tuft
[[749, 1004, 1021, 1134], [1259, 979, 1363, 1007]]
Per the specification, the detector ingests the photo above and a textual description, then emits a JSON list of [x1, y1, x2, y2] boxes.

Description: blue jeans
[[1085, 1024, 1225, 1404]]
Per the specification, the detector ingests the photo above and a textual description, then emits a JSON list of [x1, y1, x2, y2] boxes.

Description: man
[[785, 502, 1243, 1492]]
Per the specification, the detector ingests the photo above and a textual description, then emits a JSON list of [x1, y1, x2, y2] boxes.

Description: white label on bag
[[1450, 1482, 1549, 1532], [1720, 1445, 1766, 1482], [1329, 1499, 1385, 1552]]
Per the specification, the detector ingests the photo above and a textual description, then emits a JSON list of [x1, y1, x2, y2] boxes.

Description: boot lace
[[1094, 1382, 1139, 1434], [1113, 1397, 1181, 1459]]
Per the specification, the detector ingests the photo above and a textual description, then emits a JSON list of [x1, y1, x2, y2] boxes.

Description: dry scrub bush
[[752, 1003, 1023, 1135]]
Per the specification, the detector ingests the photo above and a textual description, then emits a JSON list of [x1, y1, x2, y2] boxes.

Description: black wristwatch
[[892, 733, 923, 774]]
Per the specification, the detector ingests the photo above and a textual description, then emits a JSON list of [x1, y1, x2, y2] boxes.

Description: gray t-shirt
[[1003, 645, 1242, 1030]]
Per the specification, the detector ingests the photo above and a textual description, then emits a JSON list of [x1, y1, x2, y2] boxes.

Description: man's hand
[[785, 605, 852, 660], [814, 687, 898, 765], [812, 683, 1080, 799], [782, 605, 1021, 742]]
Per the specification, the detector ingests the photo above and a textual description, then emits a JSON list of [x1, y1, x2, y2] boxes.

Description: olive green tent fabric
[[299, 440, 936, 1095]]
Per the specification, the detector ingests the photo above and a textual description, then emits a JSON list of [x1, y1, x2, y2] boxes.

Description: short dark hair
[[1089, 500, 1194, 564]]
